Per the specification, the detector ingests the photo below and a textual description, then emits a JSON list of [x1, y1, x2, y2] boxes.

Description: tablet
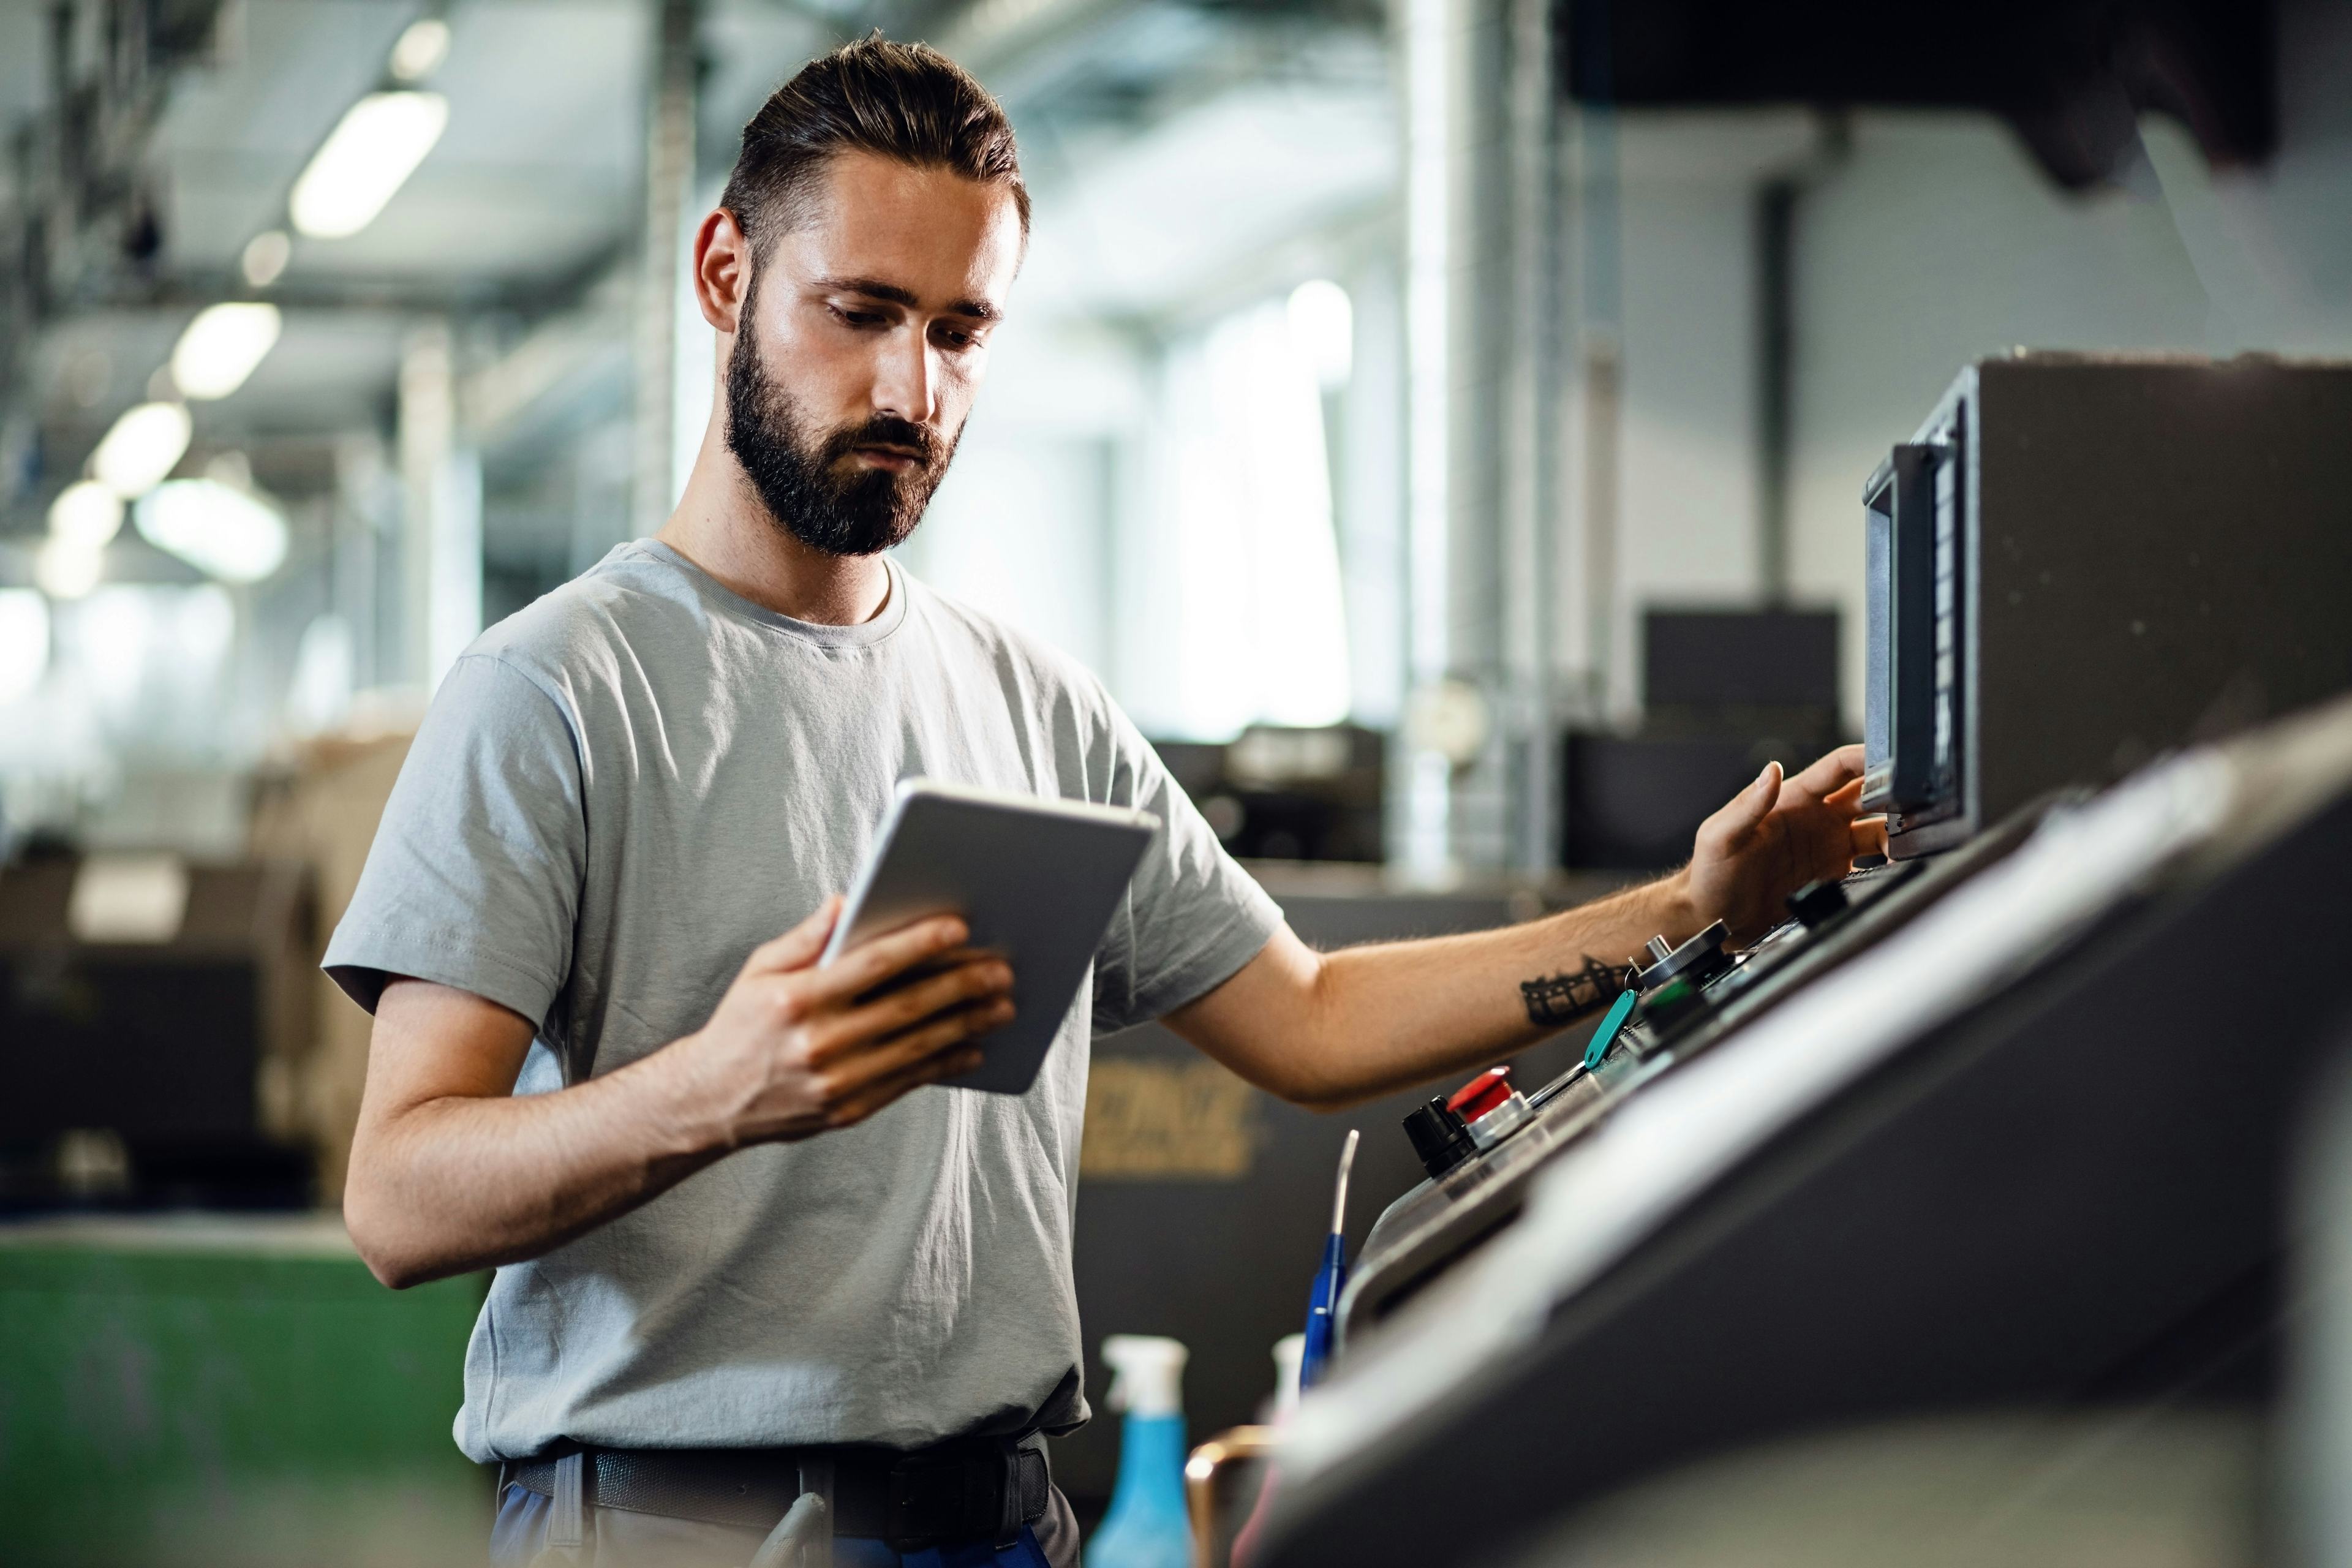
[[821, 779, 1162, 1094]]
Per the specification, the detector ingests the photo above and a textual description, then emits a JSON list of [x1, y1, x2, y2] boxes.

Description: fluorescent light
[[290, 91, 449, 239], [36, 537, 105, 600], [170, 303, 282, 400], [0, 589, 50, 703], [389, 17, 451, 82], [48, 480, 126, 549], [135, 478, 290, 584], [89, 401, 192, 498], [241, 229, 292, 288]]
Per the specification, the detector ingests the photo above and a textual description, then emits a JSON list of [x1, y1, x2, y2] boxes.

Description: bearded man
[[328, 36, 1883, 1568]]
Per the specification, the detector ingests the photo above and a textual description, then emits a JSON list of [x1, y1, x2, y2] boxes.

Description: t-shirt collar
[[628, 538, 910, 649]]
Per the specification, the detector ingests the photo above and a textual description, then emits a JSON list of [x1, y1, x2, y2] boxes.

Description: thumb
[[1721, 760, 1783, 837], [742, 894, 843, 976]]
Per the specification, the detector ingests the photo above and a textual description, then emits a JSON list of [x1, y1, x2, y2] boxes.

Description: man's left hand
[[1682, 744, 1888, 946]]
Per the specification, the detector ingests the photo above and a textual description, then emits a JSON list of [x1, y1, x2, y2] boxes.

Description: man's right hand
[[685, 896, 1016, 1145]]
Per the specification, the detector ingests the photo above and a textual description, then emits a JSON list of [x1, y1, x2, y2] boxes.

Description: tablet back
[[825, 780, 1161, 1094]]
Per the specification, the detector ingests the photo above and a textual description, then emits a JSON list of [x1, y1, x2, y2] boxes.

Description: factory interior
[[7, 0, 2352, 1563]]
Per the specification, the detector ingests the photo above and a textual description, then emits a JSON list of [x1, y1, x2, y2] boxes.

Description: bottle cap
[[1102, 1334, 1188, 1417], [1272, 1332, 1305, 1419]]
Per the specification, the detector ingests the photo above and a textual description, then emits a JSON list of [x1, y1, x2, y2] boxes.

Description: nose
[[871, 322, 939, 428]]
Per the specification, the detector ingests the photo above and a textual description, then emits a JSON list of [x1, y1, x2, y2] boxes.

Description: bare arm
[[343, 899, 1014, 1288], [1167, 745, 1887, 1109]]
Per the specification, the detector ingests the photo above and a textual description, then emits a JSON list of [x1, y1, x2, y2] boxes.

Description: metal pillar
[[1501, 0, 1562, 875], [632, 0, 698, 536], [1396, 0, 1556, 876], [396, 320, 481, 689], [1565, 99, 1627, 723]]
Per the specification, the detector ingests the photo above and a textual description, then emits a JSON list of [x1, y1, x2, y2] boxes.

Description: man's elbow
[[1253, 1052, 1370, 1115], [342, 1162, 434, 1290]]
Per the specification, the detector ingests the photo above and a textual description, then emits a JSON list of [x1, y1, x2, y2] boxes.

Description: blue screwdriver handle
[[1299, 1232, 1348, 1390]]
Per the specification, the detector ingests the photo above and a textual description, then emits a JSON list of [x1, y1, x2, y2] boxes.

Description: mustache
[[824, 414, 941, 468]]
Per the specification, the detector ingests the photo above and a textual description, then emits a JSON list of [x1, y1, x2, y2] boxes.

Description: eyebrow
[[816, 275, 1001, 323]]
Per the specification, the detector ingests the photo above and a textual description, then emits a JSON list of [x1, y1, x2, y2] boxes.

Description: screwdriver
[[1298, 1128, 1359, 1391]]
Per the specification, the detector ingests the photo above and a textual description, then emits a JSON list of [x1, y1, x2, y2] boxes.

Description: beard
[[723, 311, 958, 558]]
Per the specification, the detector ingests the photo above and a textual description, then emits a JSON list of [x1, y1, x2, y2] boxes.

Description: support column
[[397, 320, 481, 690], [1396, 0, 1553, 876], [632, 0, 698, 535], [1501, 0, 1561, 875]]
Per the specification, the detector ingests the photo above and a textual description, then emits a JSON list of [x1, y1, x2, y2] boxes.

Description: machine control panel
[[1357, 854, 1945, 1336], [1404, 1066, 1538, 1179]]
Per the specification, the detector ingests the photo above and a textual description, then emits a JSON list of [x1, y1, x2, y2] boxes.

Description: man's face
[[723, 149, 1023, 557]]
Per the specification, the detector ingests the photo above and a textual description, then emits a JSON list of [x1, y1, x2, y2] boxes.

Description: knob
[[1634, 920, 1732, 993], [1445, 1066, 1514, 1123], [1402, 1096, 1475, 1179], [1787, 878, 1849, 929], [1645, 936, 1673, 965]]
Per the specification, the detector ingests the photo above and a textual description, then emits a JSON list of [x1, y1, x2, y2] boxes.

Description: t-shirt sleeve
[[322, 654, 587, 1027], [1090, 701, 1285, 1034]]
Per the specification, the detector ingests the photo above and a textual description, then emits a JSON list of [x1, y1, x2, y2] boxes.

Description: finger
[[802, 914, 972, 1003], [824, 1044, 992, 1130], [821, 1002, 1011, 1103], [807, 959, 1014, 1066], [1705, 760, 1783, 843], [741, 895, 845, 977], [1852, 815, 1890, 858], [1790, 744, 1866, 797], [1817, 775, 1867, 814]]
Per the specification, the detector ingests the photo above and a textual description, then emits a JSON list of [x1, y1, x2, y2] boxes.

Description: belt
[[502, 1438, 1051, 1549]]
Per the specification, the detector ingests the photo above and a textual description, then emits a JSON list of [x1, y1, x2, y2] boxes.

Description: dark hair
[[720, 34, 1029, 263]]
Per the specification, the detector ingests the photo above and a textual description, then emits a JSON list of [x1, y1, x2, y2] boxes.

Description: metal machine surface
[[1860, 353, 2352, 858], [1253, 696, 2352, 1567], [1235, 358, 2352, 1566]]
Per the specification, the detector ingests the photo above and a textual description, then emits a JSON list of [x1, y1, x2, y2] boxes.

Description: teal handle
[[1585, 987, 1640, 1071]]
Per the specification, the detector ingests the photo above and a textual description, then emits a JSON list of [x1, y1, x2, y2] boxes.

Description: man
[[330, 37, 1882, 1568]]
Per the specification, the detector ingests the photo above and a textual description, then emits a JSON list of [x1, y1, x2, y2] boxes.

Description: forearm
[[1178, 872, 1699, 1110], [1300, 872, 1695, 1103], [346, 1039, 730, 1288]]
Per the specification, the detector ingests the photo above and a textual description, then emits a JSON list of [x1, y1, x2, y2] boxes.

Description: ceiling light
[[388, 16, 451, 82], [135, 478, 290, 584], [290, 91, 449, 239], [0, 589, 50, 704], [36, 537, 105, 600], [241, 229, 292, 287], [48, 480, 126, 549], [89, 401, 192, 498], [170, 302, 282, 400]]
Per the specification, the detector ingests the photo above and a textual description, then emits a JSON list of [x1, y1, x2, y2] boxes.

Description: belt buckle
[[883, 1452, 986, 1551]]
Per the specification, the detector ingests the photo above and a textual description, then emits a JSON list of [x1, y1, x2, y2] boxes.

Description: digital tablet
[[820, 779, 1162, 1095]]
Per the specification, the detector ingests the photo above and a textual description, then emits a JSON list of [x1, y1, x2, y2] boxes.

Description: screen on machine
[[1862, 474, 1895, 809]]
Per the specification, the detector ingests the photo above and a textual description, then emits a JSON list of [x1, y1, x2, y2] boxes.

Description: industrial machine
[[1861, 352, 2352, 857], [0, 853, 315, 1208], [1242, 355, 2352, 1566]]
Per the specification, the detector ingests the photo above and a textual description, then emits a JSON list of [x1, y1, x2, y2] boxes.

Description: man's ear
[[694, 209, 752, 334]]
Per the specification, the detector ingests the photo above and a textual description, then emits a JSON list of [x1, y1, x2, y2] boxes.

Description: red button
[[1447, 1066, 1513, 1123]]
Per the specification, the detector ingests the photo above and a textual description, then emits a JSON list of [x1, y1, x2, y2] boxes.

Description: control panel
[[1343, 850, 1961, 1336]]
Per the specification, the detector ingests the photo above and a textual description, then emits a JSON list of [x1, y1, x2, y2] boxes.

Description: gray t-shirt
[[323, 540, 1281, 1463]]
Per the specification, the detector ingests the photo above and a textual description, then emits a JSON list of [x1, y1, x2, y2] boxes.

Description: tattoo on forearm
[[1520, 956, 1639, 1027]]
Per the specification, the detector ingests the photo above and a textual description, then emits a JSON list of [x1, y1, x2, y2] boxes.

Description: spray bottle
[[1088, 1334, 1192, 1568]]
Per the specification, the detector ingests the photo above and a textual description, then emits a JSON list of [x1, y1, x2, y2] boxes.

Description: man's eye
[[934, 326, 981, 351], [832, 306, 886, 328]]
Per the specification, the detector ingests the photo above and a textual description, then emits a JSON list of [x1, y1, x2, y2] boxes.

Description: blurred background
[[4, 0, 2351, 1561]]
